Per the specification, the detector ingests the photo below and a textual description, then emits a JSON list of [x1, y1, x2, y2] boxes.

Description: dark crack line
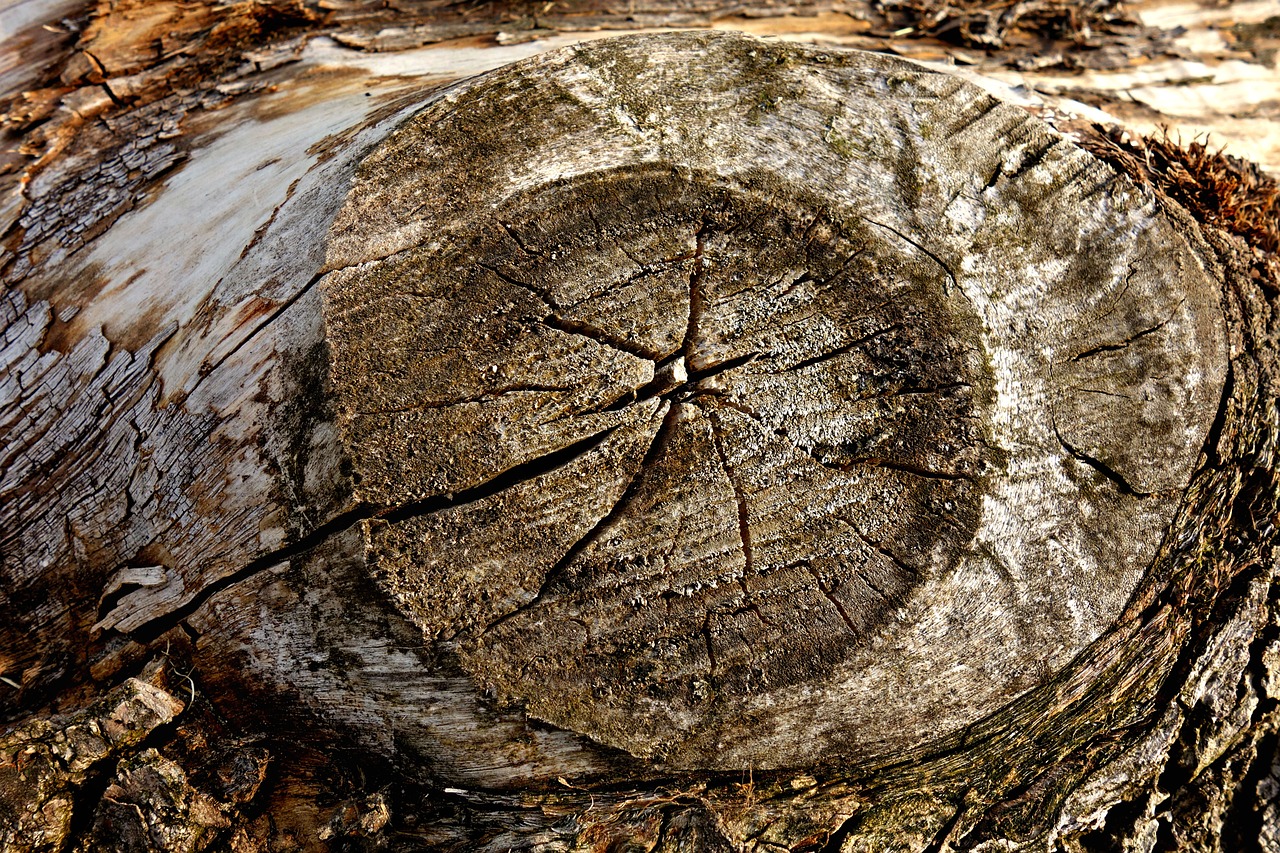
[[771, 269, 816, 303], [554, 251, 699, 316], [480, 401, 676, 635], [477, 262, 665, 362], [843, 457, 975, 483], [1008, 138, 1063, 184], [698, 393, 845, 478], [888, 381, 972, 397], [497, 220, 545, 257], [797, 213, 824, 247], [582, 208, 698, 277], [755, 246, 873, 307], [702, 610, 718, 675], [477, 262, 560, 311], [811, 246, 874, 295], [381, 423, 628, 525], [1051, 416, 1150, 498], [566, 251, 696, 310], [123, 501, 376, 643], [838, 514, 920, 582], [781, 323, 903, 374], [703, 393, 975, 485], [600, 349, 687, 412], [1069, 298, 1186, 362], [733, 602, 773, 628], [536, 314, 665, 362], [860, 217, 959, 295], [183, 269, 326, 404], [687, 350, 760, 384], [682, 223, 711, 367], [803, 565, 860, 638], [1060, 158, 1102, 199], [358, 383, 575, 416], [1072, 386, 1134, 400], [853, 564, 897, 603], [123, 423, 627, 643], [707, 411, 755, 598], [921, 800, 970, 853]]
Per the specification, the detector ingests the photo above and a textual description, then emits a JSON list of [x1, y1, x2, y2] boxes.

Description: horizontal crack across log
[[123, 422, 628, 643], [1070, 298, 1187, 362]]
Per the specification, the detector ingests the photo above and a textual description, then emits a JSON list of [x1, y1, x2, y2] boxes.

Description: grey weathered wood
[[1, 18, 1277, 853], [315, 33, 1227, 773]]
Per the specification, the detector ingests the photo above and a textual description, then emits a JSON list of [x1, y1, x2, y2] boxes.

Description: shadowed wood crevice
[[1051, 415, 1153, 499], [481, 401, 676, 635], [1068, 297, 1186, 363], [706, 409, 757, 588], [781, 323, 903, 374], [121, 420, 631, 643], [859, 218, 959, 294]]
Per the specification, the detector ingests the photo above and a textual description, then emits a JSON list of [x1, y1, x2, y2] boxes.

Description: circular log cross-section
[[318, 33, 1227, 771]]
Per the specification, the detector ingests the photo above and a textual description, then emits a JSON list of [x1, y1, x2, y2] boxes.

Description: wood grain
[[294, 33, 1227, 774], [3, 12, 1277, 850]]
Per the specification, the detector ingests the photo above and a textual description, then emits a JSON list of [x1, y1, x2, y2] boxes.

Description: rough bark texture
[[1, 2, 1279, 852]]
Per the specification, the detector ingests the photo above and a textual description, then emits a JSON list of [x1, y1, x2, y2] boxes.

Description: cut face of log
[[313, 33, 1228, 770]]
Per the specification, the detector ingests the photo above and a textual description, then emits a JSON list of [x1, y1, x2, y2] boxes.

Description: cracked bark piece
[[315, 32, 1228, 769]]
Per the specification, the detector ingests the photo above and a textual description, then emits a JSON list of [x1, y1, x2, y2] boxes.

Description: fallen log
[[2, 18, 1278, 853]]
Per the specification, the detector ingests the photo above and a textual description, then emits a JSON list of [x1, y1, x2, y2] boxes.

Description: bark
[[1, 2, 1279, 852]]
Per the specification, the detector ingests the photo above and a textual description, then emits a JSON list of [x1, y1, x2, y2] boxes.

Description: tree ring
[[321, 32, 1227, 769]]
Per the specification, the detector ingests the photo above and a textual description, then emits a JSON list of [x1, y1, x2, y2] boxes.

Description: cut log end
[[307, 32, 1228, 771]]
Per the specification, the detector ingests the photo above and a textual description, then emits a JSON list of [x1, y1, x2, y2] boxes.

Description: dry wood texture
[[1, 2, 1279, 852], [321, 36, 1226, 772]]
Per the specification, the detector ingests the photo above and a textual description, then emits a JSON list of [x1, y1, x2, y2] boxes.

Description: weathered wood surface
[[1, 2, 1279, 851], [320, 35, 1229, 775]]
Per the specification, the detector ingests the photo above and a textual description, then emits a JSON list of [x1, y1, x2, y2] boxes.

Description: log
[[2, 6, 1279, 852]]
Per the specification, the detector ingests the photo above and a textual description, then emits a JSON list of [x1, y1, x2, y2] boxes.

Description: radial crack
[[846, 457, 975, 482], [888, 381, 972, 397], [1070, 299, 1185, 362], [124, 423, 628, 643], [1073, 386, 1134, 400], [804, 565, 860, 637], [536, 313, 664, 362], [1052, 420, 1150, 498], [682, 223, 711, 367], [358, 383, 575, 416], [707, 392, 975, 485], [687, 350, 760, 384], [497, 220, 545, 257], [781, 324, 903, 374], [708, 412, 755, 589], [839, 514, 920, 582], [477, 261, 560, 310], [191, 269, 326, 400], [702, 611, 718, 675], [481, 402, 676, 634], [860, 217, 959, 294]]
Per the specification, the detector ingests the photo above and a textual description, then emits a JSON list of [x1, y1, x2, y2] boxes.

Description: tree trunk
[[2, 3, 1279, 851]]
